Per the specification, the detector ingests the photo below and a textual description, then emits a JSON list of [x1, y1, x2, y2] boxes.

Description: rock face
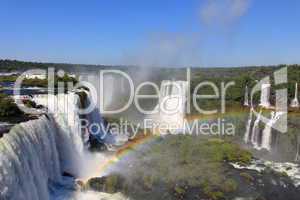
[[0, 123, 12, 137], [84, 174, 125, 194]]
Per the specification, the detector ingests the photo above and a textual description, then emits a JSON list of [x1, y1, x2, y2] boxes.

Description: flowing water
[[244, 108, 253, 143], [260, 112, 284, 151], [250, 110, 262, 149], [244, 108, 286, 151], [291, 83, 300, 108], [0, 92, 127, 200], [244, 85, 249, 106], [259, 84, 271, 108], [1, 80, 300, 199], [231, 160, 300, 187]]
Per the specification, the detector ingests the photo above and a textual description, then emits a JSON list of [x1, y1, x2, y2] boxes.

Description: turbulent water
[[0, 116, 62, 200], [231, 160, 300, 187], [0, 92, 127, 200], [33, 93, 86, 175]]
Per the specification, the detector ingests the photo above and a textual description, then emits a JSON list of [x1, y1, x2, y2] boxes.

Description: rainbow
[[83, 108, 251, 182], [83, 134, 157, 182]]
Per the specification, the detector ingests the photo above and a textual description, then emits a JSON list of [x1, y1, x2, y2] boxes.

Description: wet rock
[[62, 171, 75, 178], [75, 179, 85, 190], [84, 174, 125, 194]]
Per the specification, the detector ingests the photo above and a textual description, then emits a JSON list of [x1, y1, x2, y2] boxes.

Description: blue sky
[[0, 0, 300, 67]]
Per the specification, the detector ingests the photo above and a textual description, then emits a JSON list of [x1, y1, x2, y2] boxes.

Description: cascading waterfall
[[260, 112, 285, 151], [259, 83, 271, 108], [157, 80, 187, 134], [33, 93, 85, 175], [0, 116, 64, 200], [250, 110, 262, 149], [261, 112, 275, 151], [245, 108, 284, 151], [0, 92, 125, 200], [290, 83, 300, 108], [260, 112, 274, 151], [244, 85, 249, 106], [83, 91, 116, 146], [244, 107, 253, 143], [295, 135, 300, 162]]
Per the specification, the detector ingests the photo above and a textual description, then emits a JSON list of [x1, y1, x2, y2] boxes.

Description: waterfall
[[157, 80, 187, 134], [295, 135, 300, 162], [0, 91, 123, 200], [83, 91, 116, 146], [290, 83, 300, 108], [244, 107, 253, 143], [259, 83, 271, 108], [103, 75, 116, 109], [244, 85, 249, 106], [260, 112, 276, 151], [260, 112, 284, 151], [78, 73, 128, 111], [251, 110, 262, 149], [33, 93, 85, 173], [245, 108, 284, 151], [0, 116, 64, 200]]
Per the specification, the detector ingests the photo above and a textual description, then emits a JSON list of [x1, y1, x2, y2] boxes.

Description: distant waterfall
[[290, 83, 300, 108], [244, 107, 253, 143], [295, 135, 300, 162], [260, 112, 278, 151], [79, 73, 129, 111], [245, 108, 284, 151], [251, 110, 262, 149], [157, 80, 187, 134], [259, 84, 271, 108], [244, 85, 249, 106], [260, 112, 285, 151]]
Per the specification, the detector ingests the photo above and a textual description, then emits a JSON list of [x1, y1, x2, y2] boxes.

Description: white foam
[[231, 160, 300, 187]]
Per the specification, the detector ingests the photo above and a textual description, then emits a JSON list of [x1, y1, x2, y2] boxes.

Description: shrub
[[143, 175, 154, 190], [221, 179, 238, 193], [240, 172, 254, 183], [23, 99, 37, 108], [205, 190, 224, 200], [105, 174, 119, 193], [0, 94, 23, 117], [174, 186, 185, 194]]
